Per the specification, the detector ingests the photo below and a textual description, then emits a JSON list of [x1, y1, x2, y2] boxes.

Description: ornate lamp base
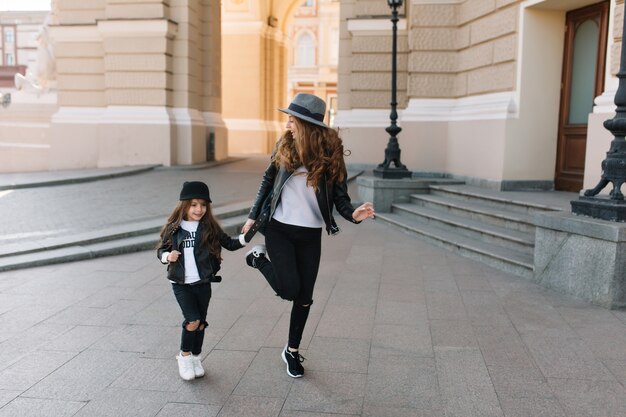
[[571, 196, 626, 222], [373, 165, 412, 179]]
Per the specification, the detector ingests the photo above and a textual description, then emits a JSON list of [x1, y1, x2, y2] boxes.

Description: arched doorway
[[220, 0, 338, 155]]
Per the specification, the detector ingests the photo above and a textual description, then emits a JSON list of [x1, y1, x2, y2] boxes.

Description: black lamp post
[[373, 0, 411, 179], [570, 8, 626, 222]]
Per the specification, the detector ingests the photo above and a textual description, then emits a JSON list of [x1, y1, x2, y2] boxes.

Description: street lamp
[[571, 7, 626, 221], [373, 0, 412, 179]]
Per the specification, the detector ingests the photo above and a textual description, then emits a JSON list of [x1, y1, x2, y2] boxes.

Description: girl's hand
[[241, 218, 256, 234], [352, 202, 375, 222], [168, 250, 181, 263]]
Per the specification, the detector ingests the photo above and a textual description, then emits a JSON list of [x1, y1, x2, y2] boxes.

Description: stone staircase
[[375, 184, 564, 278]]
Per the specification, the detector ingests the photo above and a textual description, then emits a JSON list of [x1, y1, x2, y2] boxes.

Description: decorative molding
[[202, 111, 227, 129], [221, 20, 265, 35], [0, 142, 49, 149], [48, 24, 101, 42], [51, 107, 106, 124], [403, 92, 518, 122], [347, 18, 407, 34], [100, 106, 172, 124], [97, 19, 177, 38], [594, 89, 618, 114], [333, 109, 392, 128]]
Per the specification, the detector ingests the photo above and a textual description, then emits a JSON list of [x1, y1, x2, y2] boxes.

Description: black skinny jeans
[[172, 282, 211, 355], [256, 219, 322, 349]]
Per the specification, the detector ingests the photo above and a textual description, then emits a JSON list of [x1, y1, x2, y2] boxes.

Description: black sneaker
[[245, 245, 267, 268], [281, 345, 305, 378]]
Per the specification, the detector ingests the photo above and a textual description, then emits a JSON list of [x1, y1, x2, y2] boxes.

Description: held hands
[[352, 202, 375, 222], [241, 218, 255, 234], [167, 250, 181, 263]]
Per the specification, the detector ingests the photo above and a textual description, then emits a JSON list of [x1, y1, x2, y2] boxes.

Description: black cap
[[179, 181, 211, 202]]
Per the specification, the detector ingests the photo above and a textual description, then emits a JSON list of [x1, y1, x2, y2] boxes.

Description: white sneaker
[[176, 353, 195, 381], [192, 355, 205, 378]]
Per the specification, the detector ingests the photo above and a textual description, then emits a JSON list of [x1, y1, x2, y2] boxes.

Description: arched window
[[295, 32, 315, 67]]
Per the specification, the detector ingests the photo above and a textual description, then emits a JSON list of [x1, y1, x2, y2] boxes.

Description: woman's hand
[[168, 250, 181, 263], [241, 218, 256, 234], [352, 202, 375, 222]]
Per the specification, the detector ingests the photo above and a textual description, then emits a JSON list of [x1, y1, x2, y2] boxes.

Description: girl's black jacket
[[248, 159, 360, 236], [157, 223, 244, 284]]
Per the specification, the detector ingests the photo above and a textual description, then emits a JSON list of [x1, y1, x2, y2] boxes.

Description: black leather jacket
[[248, 159, 359, 235], [157, 223, 243, 284]]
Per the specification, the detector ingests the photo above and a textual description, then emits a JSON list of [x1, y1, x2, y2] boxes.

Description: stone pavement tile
[[0, 397, 85, 417], [23, 350, 140, 401], [283, 371, 366, 415], [423, 272, 459, 294], [73, 387, 173, 417], [504, 299, 572, 333], [217, 394, 284, 417], [75, 286, 142, 308], [0, 350, 76, 391], [430, 320, 478, 348], [243, 296, 289, 318], [613, 309, 626, 325], [170, 349, 255, 406], [571, 324, 626, 361], [232, 347, 293, 397], [45, 325, 117, 352], [364, 354, 441, 411], [43, 298, 154, 327], [496, 396, 567, 417], [216, 315, 281, 351], [156, 402, 220, 417], [280, 411, 360, 417], [91, 324, 180, 358], [370, 323, 433, 358], [473, 324, 537, 368], [362, 405, 444, 417], [314, 305, 375, 340], [487, 366, 554, 398], [110, 357, 185, 392], [454, 273, 492, 291], [375, 299, 427, 325], [325, 285, 379, 308], [0, 322, 73, 370], [435, 347, 503, 417], [425, 292, 467, 320], [334, 269, 381, 290], [304, 337, 370, 374], [557, 305, 626, 328], [547, 378, 626, 417], [264, 311, 321, 350], [603, 359, 626, 386], [461, 290, 512, 326], [0, 390, 19, 408], [520, 329, 616, 381], [377, 282, 425, 304]]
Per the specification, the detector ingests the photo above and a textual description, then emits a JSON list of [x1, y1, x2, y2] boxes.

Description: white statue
[[14, 13, 56, 95]]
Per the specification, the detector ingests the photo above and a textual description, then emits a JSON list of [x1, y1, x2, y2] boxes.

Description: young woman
[[157, 181, 247, 380], [242, 93, 375, 378]]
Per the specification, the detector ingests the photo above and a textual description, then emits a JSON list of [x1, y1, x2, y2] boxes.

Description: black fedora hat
[[278, 93, 328, 128]]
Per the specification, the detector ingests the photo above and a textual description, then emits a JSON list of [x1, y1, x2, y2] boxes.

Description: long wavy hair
[[158, 199, 223, 261], [273, 117, 348, 191]]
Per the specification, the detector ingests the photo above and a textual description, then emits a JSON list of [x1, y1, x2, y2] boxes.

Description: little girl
[[157, 181, 247, 380]]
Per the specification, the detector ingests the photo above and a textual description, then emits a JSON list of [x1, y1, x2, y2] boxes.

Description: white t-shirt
[[180, 220, 201, 284], [273, 166, 324, 228]]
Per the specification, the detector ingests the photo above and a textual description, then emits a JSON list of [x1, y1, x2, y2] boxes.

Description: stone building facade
[[336, 0, 620, 192], [0, 0, 621, 197]]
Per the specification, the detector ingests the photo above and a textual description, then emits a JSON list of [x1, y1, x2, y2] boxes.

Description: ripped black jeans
[[172, 282, 211, 355], [256, 219, 322, 349]]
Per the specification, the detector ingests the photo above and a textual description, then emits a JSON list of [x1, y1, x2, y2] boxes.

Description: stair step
[[391, 203, 534, 254], [375, 212, 534, 278], [409, 193, 537, 233], [0, 213, 250, 272], [429, 185, 562, 215]]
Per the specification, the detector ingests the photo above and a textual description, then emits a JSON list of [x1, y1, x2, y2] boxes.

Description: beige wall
[[337, 0, 617, 190]]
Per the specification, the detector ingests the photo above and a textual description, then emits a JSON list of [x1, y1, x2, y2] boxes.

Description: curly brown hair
[[273, 117, 348, 191], [158, 199, 223, 261]]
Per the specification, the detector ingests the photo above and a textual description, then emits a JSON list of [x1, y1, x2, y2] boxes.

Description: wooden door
[[555, 1, 609, 191]]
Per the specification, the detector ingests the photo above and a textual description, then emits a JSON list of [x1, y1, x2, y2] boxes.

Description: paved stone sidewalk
[[0, 215, 625, 417]]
